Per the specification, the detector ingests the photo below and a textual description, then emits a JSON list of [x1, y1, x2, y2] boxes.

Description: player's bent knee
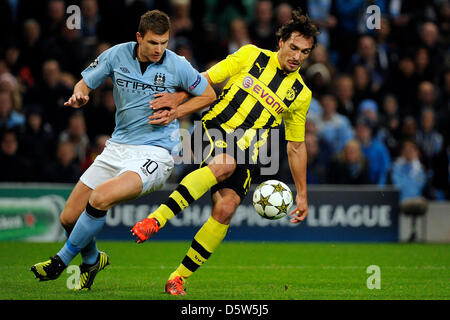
[[89, 190, 112, 211], [209, 162, 237, 182], [213, 196, 240, 224], [59, 213, 76, 230]]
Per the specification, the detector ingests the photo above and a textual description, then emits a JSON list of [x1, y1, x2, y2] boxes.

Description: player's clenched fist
[[64, 92, 90, 108]]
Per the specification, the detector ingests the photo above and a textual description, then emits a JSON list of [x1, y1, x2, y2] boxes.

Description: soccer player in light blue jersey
[[30, 10, 216, 290]]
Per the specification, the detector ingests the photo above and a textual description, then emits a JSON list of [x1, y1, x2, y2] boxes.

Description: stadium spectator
[[18, 19, 44, 86], [307, 0, 336, 49], [172, 0, 193, 33], [391, 140, 428, 241], [44, 140, 82, 183], [0, 129, 32, 182], [331, 0, 386, 69], [304, 44, 336, 97], [305, 116, 319, 136], [81, 134, 109, 172], [59, 111, 90, 164], [377, 94, 401, 157], [80, 0, 103, 48], [304, 132, 330, 184], [414, 47, 434, 83], [387, 0, 429, 47], [304, 43, 336, 80], [305, 62, 332, 99], [307, 97, 323, 120], [0, 90, 25, 131], [42, 24, 89, 77], [400, 116, 418, 142], [387, 54, 420, 116], [0, 0, 43, 48], [374, 17, 397, 76], [334, 74, 357, 124], [26, 59, 73, 134], [350, 35, 388, 93], [18, 105, 56, 181], [174, 38, 201, 70], [327, 139, 369, 185], [414, 81, 438, 119], [352, 64, 376, 107], [274, 2, 292, 28], [225, 18, 252, 55], [315, 93, 354, 156], [2, 46, 21, 79], [0, 72, 23, 113], [419, 21, 444, 77], [42, 0, 66, 39], [416, 108, 448, 200], [211, 0, 248, 40], [249, 0, 277, 51], [84, 85, 116, 140], [355, 116, 391, 185], [358, 99, 379, 126], [416, 108, 443, 164]]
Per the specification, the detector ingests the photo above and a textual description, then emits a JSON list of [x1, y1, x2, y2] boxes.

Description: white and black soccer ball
[[252, 180, 293, 220]]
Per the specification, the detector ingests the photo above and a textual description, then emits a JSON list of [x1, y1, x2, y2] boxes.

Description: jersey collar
[[133, 42, 166, 65]]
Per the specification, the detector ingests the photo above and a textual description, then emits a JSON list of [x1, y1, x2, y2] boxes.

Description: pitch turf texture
[[0, 241, 448, 300]]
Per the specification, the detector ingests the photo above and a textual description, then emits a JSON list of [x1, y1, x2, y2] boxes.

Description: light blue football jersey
[[81, 42, 207, 152]]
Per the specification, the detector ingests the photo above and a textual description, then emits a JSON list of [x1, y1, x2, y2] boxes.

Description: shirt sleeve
[[207, 44, 257, 84], [177, 56, 207, 96], [81, 47, 114, 90], [283, 89, 311, 142]]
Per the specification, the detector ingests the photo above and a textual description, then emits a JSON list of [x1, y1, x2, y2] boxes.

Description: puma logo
[[255, 62, 265, 74]]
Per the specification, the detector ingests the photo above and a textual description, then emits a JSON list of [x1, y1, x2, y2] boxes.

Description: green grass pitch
[[0, 241, 448, 300]]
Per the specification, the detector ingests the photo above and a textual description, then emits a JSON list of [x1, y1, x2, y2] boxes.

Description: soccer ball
[[252, 180, 293, 220]]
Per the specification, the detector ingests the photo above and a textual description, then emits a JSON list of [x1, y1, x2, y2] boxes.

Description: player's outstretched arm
[[149, 72, 214, 113], [150, 91, 190, 112], [64, 79, 92, 108], [286, 140, 309, 224], [149, 81, 216, 125], [149, 71, 213, 112]]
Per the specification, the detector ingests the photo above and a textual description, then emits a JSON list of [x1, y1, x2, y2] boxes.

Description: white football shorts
[[80, 140, 174, 195]]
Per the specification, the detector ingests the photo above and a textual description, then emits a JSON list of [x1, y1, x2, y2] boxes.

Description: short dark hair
[[276, 8, 319, 48], [138, 10, 171, 36], [401, 139, 419, 151]]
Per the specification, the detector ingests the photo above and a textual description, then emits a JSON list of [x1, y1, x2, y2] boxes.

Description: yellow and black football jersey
[[203, 44, 311, 162]]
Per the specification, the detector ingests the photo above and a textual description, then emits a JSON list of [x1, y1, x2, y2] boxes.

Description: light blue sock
[[81, 239, 99, 265], [57, 210, 105, 266], [64, 224, 99, 265]]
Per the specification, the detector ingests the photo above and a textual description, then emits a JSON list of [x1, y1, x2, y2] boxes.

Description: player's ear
[[278, 38, 284, 50], [136, 32, 142, 44]]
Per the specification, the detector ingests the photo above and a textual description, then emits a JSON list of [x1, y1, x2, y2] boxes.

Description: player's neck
[[137, 48, 150, 63]]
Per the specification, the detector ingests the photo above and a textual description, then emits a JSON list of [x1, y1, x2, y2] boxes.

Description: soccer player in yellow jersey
[[132, 9, 318, 295]]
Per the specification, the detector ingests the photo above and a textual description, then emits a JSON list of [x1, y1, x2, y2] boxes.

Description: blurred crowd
[[0, 0, 449, 201]]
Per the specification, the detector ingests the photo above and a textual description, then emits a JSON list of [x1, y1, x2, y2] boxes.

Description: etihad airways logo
[[242, 76, 284, 114], [115, 78, 167, 92]]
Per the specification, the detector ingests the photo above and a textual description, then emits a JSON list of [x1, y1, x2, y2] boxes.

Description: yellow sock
[[169, 216, 229, 281], [148, 166, 217, 228]]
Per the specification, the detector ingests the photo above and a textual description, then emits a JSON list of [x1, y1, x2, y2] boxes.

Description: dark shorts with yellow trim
[[191, 118, 258, 200]]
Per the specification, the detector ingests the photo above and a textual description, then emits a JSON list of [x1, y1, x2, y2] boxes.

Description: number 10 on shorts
[[141, 159, 158, 176]]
